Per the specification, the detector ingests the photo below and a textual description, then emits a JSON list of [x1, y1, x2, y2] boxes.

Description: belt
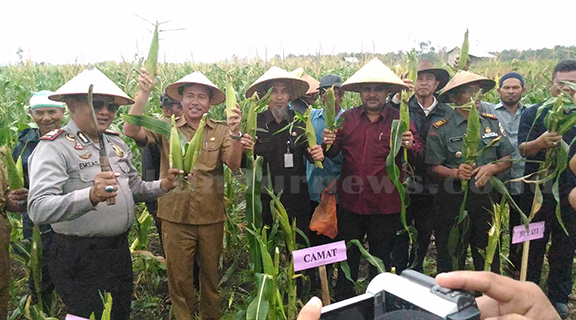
[[53, 230, 129, 251]]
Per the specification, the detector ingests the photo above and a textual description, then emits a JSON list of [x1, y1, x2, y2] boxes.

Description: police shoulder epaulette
[[480, 113, 498, 120], [432, 118, 448, 129], [40, 129, 64, 141], [104, 130, 120, 136]]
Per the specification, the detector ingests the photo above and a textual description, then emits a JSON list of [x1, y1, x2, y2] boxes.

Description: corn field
[[1, 48, 576, 319]]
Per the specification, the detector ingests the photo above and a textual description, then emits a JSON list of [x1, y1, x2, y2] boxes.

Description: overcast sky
[[2, 0, 574, 65]]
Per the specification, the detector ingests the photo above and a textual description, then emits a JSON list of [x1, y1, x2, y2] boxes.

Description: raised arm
[[122, 68, 156, 147]]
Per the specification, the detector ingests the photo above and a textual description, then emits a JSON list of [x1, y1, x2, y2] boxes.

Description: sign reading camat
[[292, 240, 347, 272]]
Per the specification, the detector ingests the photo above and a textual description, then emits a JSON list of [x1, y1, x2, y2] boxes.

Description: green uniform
[[0, 147, 11, 320], [425, 110, 514, 273]]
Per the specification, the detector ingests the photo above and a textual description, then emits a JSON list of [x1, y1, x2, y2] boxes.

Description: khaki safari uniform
[[145, 116, 233, 320], [27, 120, 166, 319], [425, 110, 513, 273], [0, 147, 10, 320]]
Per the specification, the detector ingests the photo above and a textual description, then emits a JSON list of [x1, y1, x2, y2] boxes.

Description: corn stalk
[[385, 117, 414, 257]]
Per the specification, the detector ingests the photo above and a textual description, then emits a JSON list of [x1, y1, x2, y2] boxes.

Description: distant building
[[447, 46, 496, 64], [344, 56, 359, 63]]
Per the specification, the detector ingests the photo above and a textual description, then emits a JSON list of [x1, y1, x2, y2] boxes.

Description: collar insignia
[[112, 145, 124, 158], [77, 131, 91, 144], [65, 133, 76, 142]]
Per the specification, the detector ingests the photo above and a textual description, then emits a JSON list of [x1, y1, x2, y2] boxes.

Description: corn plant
[[385, 116, 414, 260]]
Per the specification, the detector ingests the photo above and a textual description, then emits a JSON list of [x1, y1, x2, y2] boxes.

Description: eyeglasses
[[93, 100, 120, 113]]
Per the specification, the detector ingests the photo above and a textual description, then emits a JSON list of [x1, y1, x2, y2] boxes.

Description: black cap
[[318, 75, 343, 89], [161, 92, 181, 107]]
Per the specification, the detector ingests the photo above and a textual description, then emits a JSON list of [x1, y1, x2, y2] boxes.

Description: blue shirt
[[480, 101, 526, 195], [306, 108, 344, 202]]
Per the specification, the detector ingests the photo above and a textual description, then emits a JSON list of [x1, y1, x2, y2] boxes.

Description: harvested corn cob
[[184, 113, 207, 174]]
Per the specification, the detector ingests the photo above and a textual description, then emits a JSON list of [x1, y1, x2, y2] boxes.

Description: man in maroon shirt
[[323, 58, 423, 301]]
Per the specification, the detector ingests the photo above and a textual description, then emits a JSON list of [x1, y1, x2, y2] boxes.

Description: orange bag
[[309, 189, 338, 239]]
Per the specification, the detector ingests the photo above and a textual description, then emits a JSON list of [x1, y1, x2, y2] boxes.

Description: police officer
[[389, 59, 452, 273], [426, 71, 513, 274], [27, 67, 181, 320], [12, 90, 65, 308]]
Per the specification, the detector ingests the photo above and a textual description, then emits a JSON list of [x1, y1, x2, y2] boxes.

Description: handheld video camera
[[320, 270, 480, 320]]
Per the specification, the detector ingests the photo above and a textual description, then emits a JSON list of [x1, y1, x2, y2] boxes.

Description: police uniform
[[27, 119, 166, 319], [0, 147, 10, 320], [425, 110, 514, 273]]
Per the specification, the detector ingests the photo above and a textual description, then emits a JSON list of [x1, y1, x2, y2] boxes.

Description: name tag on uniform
[[449, 136, 463, 142], [284, 153, 294, 168], [481, 132, 498, 139]]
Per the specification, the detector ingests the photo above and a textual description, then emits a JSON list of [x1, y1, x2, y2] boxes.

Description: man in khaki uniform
[[123, 68, 244, 320]]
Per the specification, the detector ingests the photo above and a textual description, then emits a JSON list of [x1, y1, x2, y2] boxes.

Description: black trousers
[[47, 232, 133, 320], [433, 182, 500, 274], [334, 209, 402, 301], [392, 194, 435, 273], [521, 192, 576, 304]]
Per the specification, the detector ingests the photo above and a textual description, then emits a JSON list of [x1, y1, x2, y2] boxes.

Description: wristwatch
[[230, 131, 242, 141]]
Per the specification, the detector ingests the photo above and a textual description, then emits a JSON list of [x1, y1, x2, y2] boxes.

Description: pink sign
[[512, 221, 546, 244], [66, 315, 90, 320], [292, 240, 347, 271]]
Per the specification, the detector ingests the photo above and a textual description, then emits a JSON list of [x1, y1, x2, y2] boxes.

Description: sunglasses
[[93, 100, 120, 113]]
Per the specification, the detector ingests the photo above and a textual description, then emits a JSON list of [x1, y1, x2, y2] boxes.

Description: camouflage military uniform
[[426, 110, 514, 273]]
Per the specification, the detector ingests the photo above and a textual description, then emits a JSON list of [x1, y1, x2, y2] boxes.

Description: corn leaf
[[303, 107, 323, 168], [347, 239, 385, 273], [246, 273, 273, 320], [6, 149, 24, 190], [385, 119, 412, 245]]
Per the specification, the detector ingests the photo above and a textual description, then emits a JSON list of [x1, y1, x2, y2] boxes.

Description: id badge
[[284, 153, 294, 168]]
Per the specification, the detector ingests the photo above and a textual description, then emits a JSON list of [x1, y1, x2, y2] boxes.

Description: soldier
[[389, 59, 452, 273], [27, 67, 181, 320], [12, 90, 65, 307], [322, 58, 421, 301], [426, 71, 513, 274], [123, 68, 244, 320]]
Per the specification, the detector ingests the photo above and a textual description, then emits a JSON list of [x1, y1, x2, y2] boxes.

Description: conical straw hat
[[341, 58, 408, 93], [438, 71, 495, 103], [245, 66, 309, 100], [49, 67, 134, 105], [301, 74, 320, 95], [166, 71, 225, 105], [417, 59, 450, 91]]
